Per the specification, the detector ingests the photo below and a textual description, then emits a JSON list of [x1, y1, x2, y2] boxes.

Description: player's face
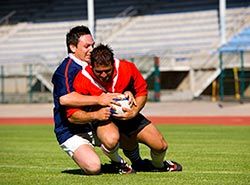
[[73, 34, 95, 63], [92, 64, 113, 82]]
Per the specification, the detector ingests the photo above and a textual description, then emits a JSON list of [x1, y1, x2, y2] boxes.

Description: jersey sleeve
[[73, 70, 90, 95], [65, 107, 81, 118], [66, 70, 90, 118], [130, 62, 148, 97], [52, 59, 80, 98]]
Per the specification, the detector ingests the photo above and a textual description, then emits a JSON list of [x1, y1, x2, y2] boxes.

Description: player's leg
[[120, 133, 142, 163], [116, 113, 181, 172], [96, 121, 134, 174], [136, 123, 168, 168], [96, 122, 122, 162], [96, 122, 119, 150], [60, 134, 101, 175], [136, 123, 182, 172], [119, 122, 167, 170], [73, 144, 101, 175], [115, 114, 154, 171]]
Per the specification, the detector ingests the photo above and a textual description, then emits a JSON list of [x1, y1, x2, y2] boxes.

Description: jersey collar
[[83, 58, 120, 92], [69, 53, 88, 68]]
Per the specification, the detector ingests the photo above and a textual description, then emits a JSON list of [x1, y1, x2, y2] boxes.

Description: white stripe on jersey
[[112, 58, 120, 92], [80, 58, 120, 93]]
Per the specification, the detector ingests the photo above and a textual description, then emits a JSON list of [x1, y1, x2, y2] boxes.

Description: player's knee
[[82, 161, 101, 175], [103, 133, 119, 150], [155, 139, 168, 153], [161, 140, 168, 152]]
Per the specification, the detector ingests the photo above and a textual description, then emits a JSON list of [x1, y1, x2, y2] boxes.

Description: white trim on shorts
[[60, 134, 93, 157]]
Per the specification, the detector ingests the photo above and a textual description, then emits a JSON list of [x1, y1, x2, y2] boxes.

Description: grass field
[[0, 124, 250, 185]]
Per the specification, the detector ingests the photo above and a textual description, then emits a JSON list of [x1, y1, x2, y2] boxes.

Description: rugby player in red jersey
[[67, 44, 182, 172]]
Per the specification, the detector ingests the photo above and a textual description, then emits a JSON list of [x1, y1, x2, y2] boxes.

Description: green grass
[[0, 124, 250, 185]]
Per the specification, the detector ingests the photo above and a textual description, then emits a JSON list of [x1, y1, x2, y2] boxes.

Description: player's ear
[[69, 44, 77, 53]]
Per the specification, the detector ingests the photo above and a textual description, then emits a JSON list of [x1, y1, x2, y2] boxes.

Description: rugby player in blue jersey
[[52, 26, 134, 174]]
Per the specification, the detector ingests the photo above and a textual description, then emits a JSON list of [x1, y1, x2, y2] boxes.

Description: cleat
[[132, 159, 154, 172], [111, 161, 136, 174], [159, 160, 182, 172]]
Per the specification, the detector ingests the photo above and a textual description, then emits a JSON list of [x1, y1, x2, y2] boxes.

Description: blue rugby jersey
[[52, 55, 91, 144]]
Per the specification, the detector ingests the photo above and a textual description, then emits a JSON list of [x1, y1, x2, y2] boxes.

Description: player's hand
[[97, 93, 122, 106], [123, 91, 137, 107], [94, 107, 112, 121], [112, 107, 137, 120]]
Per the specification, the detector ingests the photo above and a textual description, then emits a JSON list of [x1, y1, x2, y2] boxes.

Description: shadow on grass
[[61, 163, 120, 175], [62, 169, 83, 175]]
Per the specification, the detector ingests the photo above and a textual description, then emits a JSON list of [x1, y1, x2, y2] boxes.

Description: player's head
[[90, 44, 115, 82], [66, 25, 95, 63]]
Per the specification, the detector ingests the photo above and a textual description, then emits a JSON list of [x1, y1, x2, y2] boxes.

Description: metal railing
[[98, 6, 138, 42], [190, 6, 250, 70], [190, 7, 250, 97], [0, 11, 16, 25]]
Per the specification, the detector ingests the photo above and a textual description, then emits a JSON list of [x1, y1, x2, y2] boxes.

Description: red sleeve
[[130, 62, 148, 97], [65, 71, 89, 118], [73, 71, 89, 95], [66, 107, 81, 118]]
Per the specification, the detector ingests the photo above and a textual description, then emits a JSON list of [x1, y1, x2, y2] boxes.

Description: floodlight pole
[[219, 0, 226, 45], [87, 0, 95, 38]]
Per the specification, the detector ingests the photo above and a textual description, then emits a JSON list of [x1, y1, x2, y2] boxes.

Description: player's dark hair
[[90, 44, 115, 67], [66, 25, 91, 53]]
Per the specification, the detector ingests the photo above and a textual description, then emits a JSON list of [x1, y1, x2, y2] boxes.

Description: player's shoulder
[[53, 57, 82, 81], [119, 58, 133, 64], [74, 66, 92, 83], [119, 59, 139, 74], [63, 57, 82, 74], [59, 57, 81, 69], [118, 59, 136, 69]]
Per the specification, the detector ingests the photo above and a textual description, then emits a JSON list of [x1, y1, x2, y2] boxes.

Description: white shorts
[[60, 132, 100, 157]]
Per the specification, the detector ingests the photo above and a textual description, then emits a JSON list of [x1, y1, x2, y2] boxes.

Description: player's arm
[[125, 95, 147, 118], [132, 95, 147, 114], [60, 91, 121, 107], [114, 95, 147, 120], [123, 91, 137, 107], [68, 107, 111, 124], [113, 62, 147, 120], [60, 70, 121, 107], [60, 92, 97, 106]]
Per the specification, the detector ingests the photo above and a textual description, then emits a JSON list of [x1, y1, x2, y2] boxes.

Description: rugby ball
[[111, 95, 131, 116]]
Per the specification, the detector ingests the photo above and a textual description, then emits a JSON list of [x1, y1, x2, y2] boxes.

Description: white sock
[[101, 143, 123, 163], [150, 150, 166, 168]]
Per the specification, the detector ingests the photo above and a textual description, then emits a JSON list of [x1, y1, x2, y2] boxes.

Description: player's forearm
[[132, 95, 147, 115], [60, 91, 99, 107], [68, 110, 97, 124]]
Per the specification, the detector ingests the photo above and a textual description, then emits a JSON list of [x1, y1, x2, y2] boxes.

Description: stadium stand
[[220, 26, 250, 53], [0, 0, 249, 103]]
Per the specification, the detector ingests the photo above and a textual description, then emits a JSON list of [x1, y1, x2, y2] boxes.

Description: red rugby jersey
[[66, 59, 148, 117]]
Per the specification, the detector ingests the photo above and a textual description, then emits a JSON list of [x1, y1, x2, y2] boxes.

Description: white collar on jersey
[[81, 58, 120, 93], [68, 53, 88, 68]]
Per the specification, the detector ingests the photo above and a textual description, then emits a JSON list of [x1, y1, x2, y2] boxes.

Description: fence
[[0, 63, 53, 103], [212, 51, 250, 102]]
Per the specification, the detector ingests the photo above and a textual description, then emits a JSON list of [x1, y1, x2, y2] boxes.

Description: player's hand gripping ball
[[111, 94, 131, 116]]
